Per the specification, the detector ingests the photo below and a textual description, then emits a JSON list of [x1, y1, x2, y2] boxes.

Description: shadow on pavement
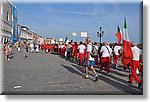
[[110, 69, 129, 77], [61, 64, 83, 76], [98, 74, 143, 95], [61, 64, 95, 82], [95, 69, 143, 92]]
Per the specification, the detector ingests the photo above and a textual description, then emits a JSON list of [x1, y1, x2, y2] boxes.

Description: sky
[[14, 1, 142, 43]]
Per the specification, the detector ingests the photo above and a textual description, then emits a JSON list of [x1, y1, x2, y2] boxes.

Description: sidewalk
[[2, 49, 143, 95]]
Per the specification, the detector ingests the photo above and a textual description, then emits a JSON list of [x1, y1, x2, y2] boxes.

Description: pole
[[99, 34, 101, 46]]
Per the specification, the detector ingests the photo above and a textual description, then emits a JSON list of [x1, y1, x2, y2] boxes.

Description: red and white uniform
[[58, 44, 62, 54], [129, 46, 142, 84], [61, 44, 66, 56], [94, 45, 99, 65], [78, 44, 86, 64], [100, 45, 112, 73], [113, 45, 122, 65], [73, 44, 78, 58]]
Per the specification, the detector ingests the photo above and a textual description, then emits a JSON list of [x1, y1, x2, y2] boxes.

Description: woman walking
[[23, 42, 29, 59]]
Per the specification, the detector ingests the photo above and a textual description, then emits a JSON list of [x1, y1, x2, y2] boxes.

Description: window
[[0, 2, 3, 15], [6, 12, 10, 21]]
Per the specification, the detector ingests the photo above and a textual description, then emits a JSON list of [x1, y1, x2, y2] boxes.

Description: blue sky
[[15, 2, 142, 43]]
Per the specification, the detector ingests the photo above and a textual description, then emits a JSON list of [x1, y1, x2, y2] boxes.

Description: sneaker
[[116, 64, 119, 68], [82, 75, 89, 79], [107, 73, 110, 76], [94, 76, 98, 82]]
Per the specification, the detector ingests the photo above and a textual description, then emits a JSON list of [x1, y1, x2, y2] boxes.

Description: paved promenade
[[2, 49, 143, 95]]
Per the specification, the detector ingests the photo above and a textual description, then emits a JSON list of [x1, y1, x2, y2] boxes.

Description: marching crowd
[[1, 36, 143, 89]]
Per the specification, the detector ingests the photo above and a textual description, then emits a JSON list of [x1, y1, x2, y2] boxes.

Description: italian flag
[[115, 25, 122, 45], [121, 18, 133, 66], [64, 35, 69, 44]]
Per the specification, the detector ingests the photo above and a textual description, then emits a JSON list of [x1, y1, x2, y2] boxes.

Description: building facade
[[0, 0, 12, 44], [18, 24, 42, 43], [0, 0, 18, 44]]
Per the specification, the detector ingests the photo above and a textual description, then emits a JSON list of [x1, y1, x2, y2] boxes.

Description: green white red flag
[[64, 35, 69, 44], [121, 18, 133, 66], [115, 25, 122, 45]]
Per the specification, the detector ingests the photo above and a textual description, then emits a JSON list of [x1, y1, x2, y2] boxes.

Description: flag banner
[[122, 40, 133, 66], [81, 32, 87, 37], [64, 35, 69, 44], [121, 18, 133, 66], [72, 32, 77, 36], [59, 38, 63, 42], [115, 25, 122, 45]]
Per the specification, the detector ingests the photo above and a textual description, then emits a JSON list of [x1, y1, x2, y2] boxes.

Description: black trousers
[[67, 51, 71, 59]]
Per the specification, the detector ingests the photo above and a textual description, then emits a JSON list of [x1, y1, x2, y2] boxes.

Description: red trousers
[[129, 60, 141, 84], [113, 55, 119, 65], [61, 49, 65, 56], [94, 55, 98, 65], [100, 57, 110, 73], [79, 53, 84, 64], [73, 52, 78, 58], [138, 64, 143, 74]]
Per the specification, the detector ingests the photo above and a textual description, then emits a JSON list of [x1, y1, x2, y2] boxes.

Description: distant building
[[18, 24, 42, 43], [18, 25, 35, 42], [0, 0, 18, 44], [0, 0, 12, 44], [0, 1, 43, 44], [45, 38, 53, 44]]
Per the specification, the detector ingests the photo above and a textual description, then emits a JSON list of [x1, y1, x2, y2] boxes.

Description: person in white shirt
[[17, 42, 21, 52], [83, 37, 98, 82], [93, 42, 99, 66], [30, 43, 34, 53], [58, 44, 62, 55], [35, 44, 39, 53], [78, 41, 85, 65], [113, 43, 122, 68], [100, 42, 112, 75], [129, 42, 142, 88], [61, 43, 66, 57]]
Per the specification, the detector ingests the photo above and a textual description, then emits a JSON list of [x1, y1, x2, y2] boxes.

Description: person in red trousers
[[113, 43, 122, 68], [93, 42, 99, 66], [78, 41, 85, 65], [100, 42, 112, 75], [129, 42, 142, 88]]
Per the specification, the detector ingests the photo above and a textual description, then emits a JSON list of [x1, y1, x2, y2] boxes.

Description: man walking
[[129, 42, 142, 88], [4, 42, 10, 62], [100, 42, 112, 75], [78, 41, 86, 65], [113, 43, 122, 68], [66, 42, 72, 59], [93, 42, 99, 66], [83, 37, 98, 82]]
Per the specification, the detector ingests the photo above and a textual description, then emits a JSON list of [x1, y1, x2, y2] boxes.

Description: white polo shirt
[[114, 45, 122, 55], [94, 45, 99, 51], [30, 44, 34, 48], [78, 44, 85, 54], [86, 43, 94, 61], [61, 45, 65, 49], [131, 46, 142, 61], [100, 45, 112, 57], [58, 45, 62, 48]]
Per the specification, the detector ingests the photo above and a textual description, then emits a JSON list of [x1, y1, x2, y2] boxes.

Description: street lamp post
[[97, 27, 104, 46], [97, 27, 104, 65]]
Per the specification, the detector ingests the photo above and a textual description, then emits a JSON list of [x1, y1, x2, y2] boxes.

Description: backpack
[[90, 44, 98, 58], [67, 45, 72, 52]]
